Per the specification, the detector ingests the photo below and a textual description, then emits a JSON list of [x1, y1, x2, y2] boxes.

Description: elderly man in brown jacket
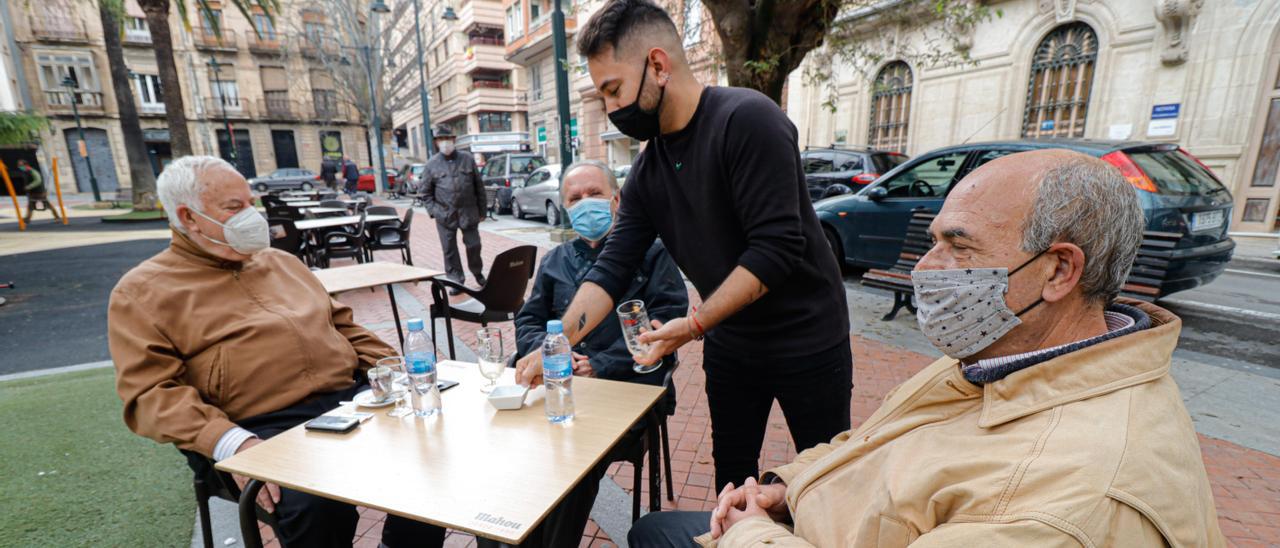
[[108, 156, 445, 548], [629, 150, 1225, 547]]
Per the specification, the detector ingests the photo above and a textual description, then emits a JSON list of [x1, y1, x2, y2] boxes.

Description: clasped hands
[[710, 476, 791, 539]]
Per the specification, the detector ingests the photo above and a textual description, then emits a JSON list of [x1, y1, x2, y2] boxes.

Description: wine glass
[[617, 299, 660, 374], [475, 327, 508, 393], [377, 356, 413, 417]]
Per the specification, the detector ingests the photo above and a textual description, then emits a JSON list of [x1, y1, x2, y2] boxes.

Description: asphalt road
[[1157, 259, 1280, 371]]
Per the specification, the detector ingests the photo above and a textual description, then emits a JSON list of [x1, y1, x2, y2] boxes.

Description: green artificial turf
[[0, 367, 193, 546]]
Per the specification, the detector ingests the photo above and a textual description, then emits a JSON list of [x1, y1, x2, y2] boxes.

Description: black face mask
[[608, 58, 665, 141]]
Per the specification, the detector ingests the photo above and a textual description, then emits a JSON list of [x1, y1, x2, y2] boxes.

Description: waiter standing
[[515, 0, 852, 492], [422, 125, 487, 294]]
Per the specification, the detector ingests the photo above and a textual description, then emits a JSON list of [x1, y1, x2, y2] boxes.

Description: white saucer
[[353, 389, 396, 408]]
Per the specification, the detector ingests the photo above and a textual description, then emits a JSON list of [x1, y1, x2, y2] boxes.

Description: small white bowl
[[488, 385, 529, 410]]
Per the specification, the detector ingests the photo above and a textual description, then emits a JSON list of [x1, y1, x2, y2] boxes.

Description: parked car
[[357, 167, 400, 193], [397, 163, 427, 195], [482, 153, 546, 213], [614, 164, 632, 182], [512, 165, 564, 225], [816, 139, 1236, 297], [249, 168, 319, 192], [801, 146, 909, 202]]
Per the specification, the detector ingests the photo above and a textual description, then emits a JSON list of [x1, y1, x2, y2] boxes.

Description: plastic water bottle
[[404, 318, 440, 417], [542, 320, 575, 424]]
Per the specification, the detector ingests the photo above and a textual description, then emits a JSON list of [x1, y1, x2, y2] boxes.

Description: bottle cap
[[547, 320, 563, 334], [407, 318, 424, 332]]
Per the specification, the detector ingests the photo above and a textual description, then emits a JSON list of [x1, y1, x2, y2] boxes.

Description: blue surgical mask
[[568, 198, 613, 242]]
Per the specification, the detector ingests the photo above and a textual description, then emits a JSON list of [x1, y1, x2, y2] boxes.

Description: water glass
[[475, 327, 509, 392], [617, 299, 659, 374], [366, 365, 393, 402], [377, 356, 413, 418]]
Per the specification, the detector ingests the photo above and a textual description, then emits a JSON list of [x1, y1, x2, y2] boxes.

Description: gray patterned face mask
[[911, 250, 1047, 359]]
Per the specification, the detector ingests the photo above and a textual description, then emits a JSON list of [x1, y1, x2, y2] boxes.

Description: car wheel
[[546, 202, 560, 227], [255, 182, 268, 193], [300, 182, 313, 191], [824, 226, 851, 275], [514, 200, 526, 219]]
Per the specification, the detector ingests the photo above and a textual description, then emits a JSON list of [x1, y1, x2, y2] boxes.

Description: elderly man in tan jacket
[[628, 150, 1225, 547], [108, 156, 445, 548]]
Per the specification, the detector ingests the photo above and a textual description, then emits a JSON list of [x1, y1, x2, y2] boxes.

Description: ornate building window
[[1022, 22, 1098, 138], [867, 61, 912, 153]]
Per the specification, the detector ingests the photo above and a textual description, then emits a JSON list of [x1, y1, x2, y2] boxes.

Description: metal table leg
[[387, 283, 405, 352], [238, 479, 266, 548]]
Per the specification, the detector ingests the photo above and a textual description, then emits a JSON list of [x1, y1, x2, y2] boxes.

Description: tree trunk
[[98, 2, 158, 211], [139, 0, 193, 157], [702, 0, 838, 105]]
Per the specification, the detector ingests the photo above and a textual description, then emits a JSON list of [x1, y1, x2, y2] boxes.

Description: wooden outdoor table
[[312, 262, 442, 349], [294, 214, 397, 231], [217, 362, 665, 546]]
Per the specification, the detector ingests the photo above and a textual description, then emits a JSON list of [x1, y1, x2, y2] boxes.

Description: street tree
[[98, 0, 158, 210], [695, 0, 997, 105]]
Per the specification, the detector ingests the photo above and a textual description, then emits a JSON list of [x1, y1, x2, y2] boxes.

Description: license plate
[[1191, 209, 1224, 232]]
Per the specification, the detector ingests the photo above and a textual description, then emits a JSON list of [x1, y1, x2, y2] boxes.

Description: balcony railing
[[203, 96, 251, 118], [301, 38, 339, 59], [261, 92, 299, 119], [468, 35, 504, 46], [123, 29, 152, 45], [312, 90, 346, 121], [29, 15, 88, 43], [192, 28, 239, 50], [138, 102, 166, 115], [470, 80, 511, 90], [43, 90, 104, 112], [246, 30, 283, 54]]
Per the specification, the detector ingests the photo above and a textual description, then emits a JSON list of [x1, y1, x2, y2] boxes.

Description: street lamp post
[[357, 0, 391, 194], [409, 1, 457, 160], [551, 0, 573, 226], [61, 76, 101, 202], [207, 59, 238, 168]]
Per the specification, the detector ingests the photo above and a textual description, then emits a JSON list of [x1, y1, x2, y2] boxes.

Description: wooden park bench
[[862, 209, 1181, 320]]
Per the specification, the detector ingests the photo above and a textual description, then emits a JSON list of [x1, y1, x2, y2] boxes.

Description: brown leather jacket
[[108, 230, 394, 457]]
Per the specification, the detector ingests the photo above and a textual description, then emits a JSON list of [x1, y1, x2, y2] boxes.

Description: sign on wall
[[1147, 103, 1180, 137]]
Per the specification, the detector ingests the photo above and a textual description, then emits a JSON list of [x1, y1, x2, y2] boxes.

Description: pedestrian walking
[[515, 0, 852, 493], [341, 156, 359, 196], [18, 159, 60, 223], [421, 125, 486, 294], [319, 157, 338, 190]]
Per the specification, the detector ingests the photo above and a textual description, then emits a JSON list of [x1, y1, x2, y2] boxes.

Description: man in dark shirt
[[515, 0, 852, 492], [423, 125, 487, 293]]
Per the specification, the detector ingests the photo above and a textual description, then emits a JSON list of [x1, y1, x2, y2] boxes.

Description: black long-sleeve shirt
[[585, 86, 850, 359]]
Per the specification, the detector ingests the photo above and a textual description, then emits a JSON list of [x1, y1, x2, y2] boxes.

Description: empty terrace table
[[217, 361, 666, 546], [311, 261, 442, 349], [293, 214, 398, 232]]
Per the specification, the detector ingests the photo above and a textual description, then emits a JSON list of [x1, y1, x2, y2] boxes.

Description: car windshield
[[1128, 151, 1228, 196], [510, 157, 545, 174]]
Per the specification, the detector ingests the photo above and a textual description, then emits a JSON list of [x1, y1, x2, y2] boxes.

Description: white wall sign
[[1108, 124, 1133, 140], [1147, 119, 1177, 137]]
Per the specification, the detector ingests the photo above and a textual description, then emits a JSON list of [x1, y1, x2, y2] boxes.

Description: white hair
[[157, 155, 237, 233], [561, 159, 619, 199], [1022, 155, 1145, 304]]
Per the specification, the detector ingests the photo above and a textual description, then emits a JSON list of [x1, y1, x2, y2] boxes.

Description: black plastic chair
[[367, 208, 414, 264], [318, 191, 338, 200], [180, 449, 279, 548], [319, 199, 350, 211], [612, 362, 679, 521], [313, 212, 367, 268], [266, 205, 302, 221], [268, 217, 310, 266], [260, 195, 285, 209], [429, 245, 537, 359]]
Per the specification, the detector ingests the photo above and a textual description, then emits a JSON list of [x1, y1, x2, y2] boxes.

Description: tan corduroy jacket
[[705, 300, 1224, 547], [108, 231, 394, 458]]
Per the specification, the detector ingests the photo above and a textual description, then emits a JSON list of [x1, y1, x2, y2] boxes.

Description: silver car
[[511, 165, 563, 225], [249, 168, 318, 192]]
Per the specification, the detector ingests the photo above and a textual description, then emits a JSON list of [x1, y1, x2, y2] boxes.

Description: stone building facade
[[786, 0, 1280, 233]]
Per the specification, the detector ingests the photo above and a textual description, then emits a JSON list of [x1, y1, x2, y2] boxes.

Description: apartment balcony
[[505, 17, 575, 65], [463, 84, 518, 112], [301, 38, 339, 60], [29, 15, 89, 43], [123, 29, 153, 47], [246, 30, 284, 55], [457, 131, 530, 154], [138, 102, 167, 117], [193, 28, 239, 51], [461, 43, 510, 74], [312, 91, 350, 122], [456, 1, 507, 35], [203, 96, 254, 119], [43, 90, 104, 114], [260, 92, 300, 120]]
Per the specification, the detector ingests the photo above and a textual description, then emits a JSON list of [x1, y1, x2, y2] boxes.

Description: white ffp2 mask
[[190, 206, 270, 255]]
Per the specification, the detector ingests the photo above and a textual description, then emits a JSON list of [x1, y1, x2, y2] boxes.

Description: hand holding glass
[[618, 299, 660, 374], [476, 327, 509, 392]]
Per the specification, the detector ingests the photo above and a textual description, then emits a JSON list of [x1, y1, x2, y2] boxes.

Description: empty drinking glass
[[617, 299, 659, 374], [377, 356, 413, 418], [475, 327, 508, 393], [367, 365, 394, 402]]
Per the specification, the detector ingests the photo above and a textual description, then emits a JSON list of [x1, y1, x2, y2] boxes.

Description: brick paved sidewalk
[[272, 205, 1280, 548]]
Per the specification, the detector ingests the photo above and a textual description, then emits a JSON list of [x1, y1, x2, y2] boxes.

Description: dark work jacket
[[342, 161, 359, 182], [514, 237, 689, 385], [320, 160, 337, 184], [423, 151, 485, 229]]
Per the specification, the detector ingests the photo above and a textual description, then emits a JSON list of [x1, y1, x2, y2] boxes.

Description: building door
[[63, 127, 119, 193], [217, 129, 257, 178], [271, 130, 299, 169]]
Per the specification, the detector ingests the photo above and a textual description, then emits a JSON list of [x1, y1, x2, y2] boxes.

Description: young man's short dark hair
[[576, 0, 680, 58]]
